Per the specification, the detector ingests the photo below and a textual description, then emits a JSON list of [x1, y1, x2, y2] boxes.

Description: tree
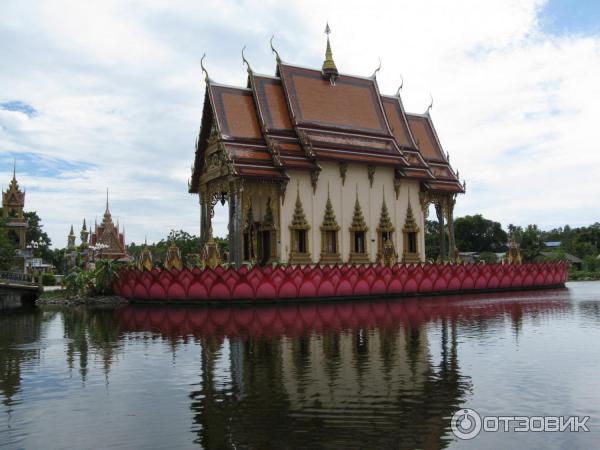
[[454, 215, 507, 253], [424, 219, 441, 261], [519, 225, 544, 262], [0, 216, 17, 270], [24, 211, 52, 261]]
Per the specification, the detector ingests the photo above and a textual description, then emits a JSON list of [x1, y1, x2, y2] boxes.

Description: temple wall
[[279, 162, 426, 264]]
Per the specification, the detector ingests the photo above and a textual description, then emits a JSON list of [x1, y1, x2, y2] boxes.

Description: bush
[[94, 259, 120, 295], [569, 270, 600, 281], [478, 252, 499, 264], [62, 267, 94, 298], [42, 273, 57, 286]]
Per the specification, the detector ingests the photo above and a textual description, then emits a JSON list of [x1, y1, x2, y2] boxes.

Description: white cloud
[[0, 0, 598, 248]]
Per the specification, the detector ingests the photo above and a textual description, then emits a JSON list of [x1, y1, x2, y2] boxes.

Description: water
[[1, 282, 600, 449]]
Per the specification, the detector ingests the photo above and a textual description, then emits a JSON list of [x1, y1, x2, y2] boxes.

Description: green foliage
[[455, 214, 507, 252], [536, 249, 568, 262], [94, 259, 120, 295], [0, 216, 17, 271], [516, 224, 544, 263], [478, 252, 499, 264], [62, 267, 94, 299], [61, 259, 121, 298], [424, 220, 441, 261], [24, 211, 52, 261], [42, 273, 57, 286], [569, 270, 600, 281]]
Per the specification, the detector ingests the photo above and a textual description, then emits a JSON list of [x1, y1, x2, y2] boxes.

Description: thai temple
[[2, 162, 27, 250], [68, 191, 131, 262], [190, 25, 464, 267]]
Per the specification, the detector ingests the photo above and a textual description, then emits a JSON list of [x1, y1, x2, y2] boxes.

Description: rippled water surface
[[2, 282, 600, 449]]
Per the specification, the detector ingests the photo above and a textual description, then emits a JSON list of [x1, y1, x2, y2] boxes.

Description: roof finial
[[371, 57, 381, 79], [322, 22, 339, 85], [105, 187, 110, 215], [200, 53, 209, 82], [396, 75, 404, 96], [270, 35, 281, 63], [426, 93, 433, 114], [12, 158, 16, 180], [242, 45, 252, 73]]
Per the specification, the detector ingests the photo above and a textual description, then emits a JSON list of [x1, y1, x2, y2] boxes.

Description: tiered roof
[[190, 31, 464, 195]]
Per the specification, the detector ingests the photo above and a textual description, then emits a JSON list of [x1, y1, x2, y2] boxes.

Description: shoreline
[[36, 291, 130, 307]]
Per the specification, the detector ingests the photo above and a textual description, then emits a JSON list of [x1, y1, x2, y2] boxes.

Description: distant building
[[67, 191, 131, 262], [89, 192, 131, 261], [541, 252, 583, 270], [544, 241, 561, 249]]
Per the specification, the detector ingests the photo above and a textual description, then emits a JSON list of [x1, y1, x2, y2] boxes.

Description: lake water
[[1, 282, 600, 449]]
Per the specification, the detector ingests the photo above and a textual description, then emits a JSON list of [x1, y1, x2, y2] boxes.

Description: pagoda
[[2, 161, 27, 250], [189, 25, 464, 267], [88, 191, 130, 261]]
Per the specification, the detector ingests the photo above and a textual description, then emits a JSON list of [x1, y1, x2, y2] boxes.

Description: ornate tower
[[2, 161, 27, 250], [80, 218, 89, 248], [67, 225, 76, 251]]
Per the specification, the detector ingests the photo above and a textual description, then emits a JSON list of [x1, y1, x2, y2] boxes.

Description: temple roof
[[189, 34, 464, 195], [406, 113, 464, 193]]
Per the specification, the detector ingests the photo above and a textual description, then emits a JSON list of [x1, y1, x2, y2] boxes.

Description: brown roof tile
[[252, 75, 293, 132], [280, 64, 390, 135], [210, 85, 262, 140]]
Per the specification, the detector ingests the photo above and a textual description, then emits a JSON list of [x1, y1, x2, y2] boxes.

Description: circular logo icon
[[451, 408, 482, 440]]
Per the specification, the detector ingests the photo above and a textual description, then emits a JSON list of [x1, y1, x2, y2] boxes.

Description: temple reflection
[[114, 291, 570, 449]]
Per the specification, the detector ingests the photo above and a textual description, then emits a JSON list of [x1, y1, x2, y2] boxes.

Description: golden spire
[[322, 22, 339, 84], [350, 186, 367, 230], [321, 185, 339, 229], [378, 187, 394, 232], [291, 182, 310, 229]]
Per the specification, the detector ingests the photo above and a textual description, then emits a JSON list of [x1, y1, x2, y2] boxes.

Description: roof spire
[[200, 53, 209, 82], [426, 93, 434, 115], [371, 57, 381, 79], [396, 75, 404, 96], [12, 158, 16, 181], [242, 45, 252, 73], [270, 35, 281, 63], [105, 188, 110, 214], [322, 22, 339, 85]]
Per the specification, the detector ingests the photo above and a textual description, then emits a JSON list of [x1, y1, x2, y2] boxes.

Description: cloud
[[0, 0, 598, 249]]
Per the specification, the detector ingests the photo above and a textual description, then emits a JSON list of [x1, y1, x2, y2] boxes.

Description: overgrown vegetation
[[62, 260, 121, 298]]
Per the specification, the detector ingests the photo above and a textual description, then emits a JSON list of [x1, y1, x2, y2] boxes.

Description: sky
[[1, 0, 599, 249]]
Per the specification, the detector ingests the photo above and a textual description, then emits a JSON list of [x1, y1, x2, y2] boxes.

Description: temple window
[[349, 189, 369, 264], [258, 197, 277, 266], [296, 229, 307, 253], [319, 188, 340, 264], [289, 184, 312, 264], [402, 200, 421, 264]]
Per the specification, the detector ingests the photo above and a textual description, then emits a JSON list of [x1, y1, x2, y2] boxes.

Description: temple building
[[189, 26, 464, 267], [2, 162, 27, 250], [69, 192, 130, 261]]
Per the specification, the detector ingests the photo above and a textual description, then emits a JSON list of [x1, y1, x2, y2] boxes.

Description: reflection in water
[[114, 291, 568, 449], [0, 287, 582, 449]]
